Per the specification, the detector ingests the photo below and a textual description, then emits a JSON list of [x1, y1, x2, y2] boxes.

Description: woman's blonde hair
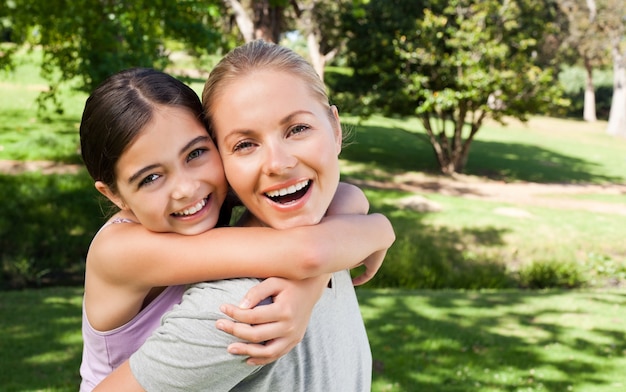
[[202, 40, 333, 136]]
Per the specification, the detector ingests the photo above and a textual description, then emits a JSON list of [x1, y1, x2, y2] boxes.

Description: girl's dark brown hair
[[79, 68, 206, 194]]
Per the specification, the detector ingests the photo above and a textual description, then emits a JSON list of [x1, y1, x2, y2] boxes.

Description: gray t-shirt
[[129, 270, 372, 391]]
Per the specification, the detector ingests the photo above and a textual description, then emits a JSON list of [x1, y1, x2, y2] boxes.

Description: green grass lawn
[[1, 287, 625, 392]]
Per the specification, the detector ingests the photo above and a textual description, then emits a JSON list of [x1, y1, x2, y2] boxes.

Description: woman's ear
[[95, 181, 127, 210], [330, 105, 342, 155]]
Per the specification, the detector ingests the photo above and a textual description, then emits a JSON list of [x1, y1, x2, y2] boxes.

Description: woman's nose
[[262, 143, 297, 175]]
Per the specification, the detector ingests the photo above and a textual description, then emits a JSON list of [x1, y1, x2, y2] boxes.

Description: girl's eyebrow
[[127, 164, 159, 185], [127, 135, 211, 184], [180, 135, 211, 154]]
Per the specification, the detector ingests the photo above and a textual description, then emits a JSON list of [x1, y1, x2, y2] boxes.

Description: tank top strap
[[94, 217, 138, 239]]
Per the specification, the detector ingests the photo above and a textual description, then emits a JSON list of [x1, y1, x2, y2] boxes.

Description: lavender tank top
[[79, 284, 186, 391], [79, 218, 187, 391]]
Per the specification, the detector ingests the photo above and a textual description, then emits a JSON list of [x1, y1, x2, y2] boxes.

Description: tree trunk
[[224, 0, 254, 42], [252, 0, 283, 43], [421, 115, 455, 175], [307, 32, 325, 81], [583, 57, 597, 122], [224, 0, 283, 43], [607, 42, 626, 137]]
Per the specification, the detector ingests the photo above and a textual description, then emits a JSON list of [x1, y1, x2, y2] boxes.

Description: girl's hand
[[328, 182, 390, 286], [216, 275, 329, 365], [351, 248, 387, 286]]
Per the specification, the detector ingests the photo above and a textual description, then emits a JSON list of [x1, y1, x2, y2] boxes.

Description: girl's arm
[[94, 361, 142, 392], [94, 210, 394, 289]]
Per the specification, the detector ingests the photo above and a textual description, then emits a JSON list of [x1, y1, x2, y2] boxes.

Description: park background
[[1, 1, 626, 391]]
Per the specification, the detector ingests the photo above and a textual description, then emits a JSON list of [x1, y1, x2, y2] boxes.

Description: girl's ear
[[95, 181, 127, 210], [330, 105, 342, 155]]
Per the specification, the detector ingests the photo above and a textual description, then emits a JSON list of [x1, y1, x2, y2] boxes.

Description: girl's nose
[[171, 173, 197, 200]]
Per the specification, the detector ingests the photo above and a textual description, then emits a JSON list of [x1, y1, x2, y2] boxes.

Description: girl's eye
[[187, 148, 206, 161], [139, 173, 160, 188]]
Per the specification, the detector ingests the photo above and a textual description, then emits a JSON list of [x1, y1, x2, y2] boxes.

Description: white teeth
[[173, 198, 206, 216], [265, 180, 309, 198]]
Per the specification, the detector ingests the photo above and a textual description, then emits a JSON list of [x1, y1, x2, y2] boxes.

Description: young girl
[[95, 40, 394, 391], [79, 68, 393, 390]]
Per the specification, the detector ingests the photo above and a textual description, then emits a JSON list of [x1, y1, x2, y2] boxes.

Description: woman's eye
[[289, 124, 310, 136], [233, 140, 255, 152], [139, 173, 160, 188]]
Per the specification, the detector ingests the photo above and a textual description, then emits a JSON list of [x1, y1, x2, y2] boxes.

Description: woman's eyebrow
[[280, 110, 314, 126]]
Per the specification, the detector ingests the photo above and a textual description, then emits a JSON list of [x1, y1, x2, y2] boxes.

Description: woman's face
[[98, 106, 228, 235], [210, 69, 342, 230]]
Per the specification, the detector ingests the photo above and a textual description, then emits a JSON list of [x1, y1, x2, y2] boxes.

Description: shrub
[[0, 172, 102, 289], [518, 260, 586, 289]]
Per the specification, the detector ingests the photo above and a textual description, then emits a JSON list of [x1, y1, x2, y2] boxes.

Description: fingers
[[352, 249, 387, 286], [228, 338, 297, 366], [238, 277, 284, 309], [216, 315, 291, 344], [215, 319, 301, 365], [352, 269, 375, 286], [220, 302, 286, 326]]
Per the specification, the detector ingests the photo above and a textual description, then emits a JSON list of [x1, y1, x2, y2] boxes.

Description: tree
[[601, 0, 626, 137], [223, 0, 292, 43], [557, 0, 612, 122], [222, 0, 348, 82], [5, 0, 225, 112], [343, 0, 568, 175], [294, 0, 349, 82]]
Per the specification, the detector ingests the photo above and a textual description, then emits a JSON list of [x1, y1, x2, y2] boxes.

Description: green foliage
[[339, 0, 569, 174], [518, 260, 585, 289], [583, 252, 626, 287], [0, 172, 103, 289], [5, 0, 227, 112]]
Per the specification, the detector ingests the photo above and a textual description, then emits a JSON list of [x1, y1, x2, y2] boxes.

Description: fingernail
[[216, 321, 224, 330], [228, 346, 240, 355], [239, 298, 251, 309]]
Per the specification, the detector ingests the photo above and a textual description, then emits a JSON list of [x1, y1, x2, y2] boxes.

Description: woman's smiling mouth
[[265, 180, 310, 204]]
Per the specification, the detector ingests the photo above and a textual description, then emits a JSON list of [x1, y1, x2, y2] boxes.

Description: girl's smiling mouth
[[171, 196, 209, 217]]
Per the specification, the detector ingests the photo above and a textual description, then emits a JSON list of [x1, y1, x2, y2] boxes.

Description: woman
[[96, 40, 395, 391]]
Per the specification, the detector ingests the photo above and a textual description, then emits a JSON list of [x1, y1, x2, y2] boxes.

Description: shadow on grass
[[0, 286, 83, 391], [363, 202, 514, 290], [340, 122, 623, 184], [358, 290, 626, 391], [0, 171, 103, 289]]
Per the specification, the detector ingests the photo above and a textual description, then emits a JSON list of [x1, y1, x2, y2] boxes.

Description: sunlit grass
[[360, 289, 626, 392], [1, 287, 625, 392]]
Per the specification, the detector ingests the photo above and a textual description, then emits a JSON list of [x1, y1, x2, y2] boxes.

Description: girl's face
[[97, 106, 228, 235], [210, 69, 342, 230]]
